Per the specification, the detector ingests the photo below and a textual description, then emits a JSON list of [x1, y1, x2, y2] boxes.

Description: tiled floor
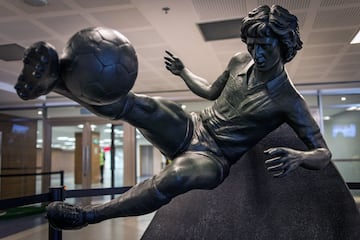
[[0, 212, 154, 240]]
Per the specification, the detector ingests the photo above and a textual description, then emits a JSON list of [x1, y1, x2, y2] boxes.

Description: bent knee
[[155, 155, 225, 196], [155, 166, 193, 192]]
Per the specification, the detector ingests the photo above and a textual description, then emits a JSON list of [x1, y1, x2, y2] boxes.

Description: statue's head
[[240, 5, 303, 63]]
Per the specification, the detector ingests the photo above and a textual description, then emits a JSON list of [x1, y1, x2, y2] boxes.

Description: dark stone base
[[141, 124, 360, 240]]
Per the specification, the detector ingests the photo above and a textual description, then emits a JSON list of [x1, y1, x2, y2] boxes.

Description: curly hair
[[240, 5, 303, 63]]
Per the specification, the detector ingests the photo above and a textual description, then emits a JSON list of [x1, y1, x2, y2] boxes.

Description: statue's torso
[[200, 53, 296, 163]]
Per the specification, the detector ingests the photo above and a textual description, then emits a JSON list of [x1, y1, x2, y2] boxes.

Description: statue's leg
[[89, 92, 193, 158], [47, 152, 229, 230], [125, 94, 193, 158]]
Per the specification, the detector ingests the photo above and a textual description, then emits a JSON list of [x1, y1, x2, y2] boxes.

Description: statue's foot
[[15, 41, 59, 100], [47, 201, 90, 230]]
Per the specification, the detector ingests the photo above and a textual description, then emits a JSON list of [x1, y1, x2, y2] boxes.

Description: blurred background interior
[[0, 0, 360, 239]]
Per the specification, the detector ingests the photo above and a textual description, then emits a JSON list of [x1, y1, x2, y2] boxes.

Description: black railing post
[[60, 171, 64, 186], [48, 186, 65, 240]]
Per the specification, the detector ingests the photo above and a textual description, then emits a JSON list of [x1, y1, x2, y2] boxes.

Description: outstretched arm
[[264, 94, 331, 178], [164, 51, 229, 100], [264, 147, 331, 178]]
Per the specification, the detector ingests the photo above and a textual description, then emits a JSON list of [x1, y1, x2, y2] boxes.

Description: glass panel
[[301, 93, 318, 108], [0, 109, 40, 199], [50, 123, 119, 188], [135, 129, 165, 184], [51, 125, 80, 189], [112, 125, 124, 187], [321, 90, 360, 197], [47, 105, 95, 118], [322, 92, 360, 160]]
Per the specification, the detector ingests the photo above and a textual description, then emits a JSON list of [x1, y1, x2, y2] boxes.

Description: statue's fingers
[[164, 60, 171, 66], [164, 56, 174, 62], [264, 147, 287, 156], [267, 162, 284, 172], [165, 50, 174, 57], [265, 156, 281, 165], [273, 170, 286, 178]]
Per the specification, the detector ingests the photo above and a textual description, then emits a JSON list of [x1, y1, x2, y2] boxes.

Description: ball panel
[[99, 65, 117, 90], [95, 39, 121, 66], [82, 82, 106, 104], [68, 28, 103, 55], [97, 27, 130, 46], [115, 63, 136, 91], [117, 44, 138, 74]]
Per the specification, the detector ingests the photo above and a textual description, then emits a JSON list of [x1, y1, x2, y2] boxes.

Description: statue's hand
[[15, 41, 59, 100], [164, 50, 185, 76], [264, 147, 304, 178]]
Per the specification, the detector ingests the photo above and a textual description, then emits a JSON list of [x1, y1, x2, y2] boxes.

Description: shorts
[[175, 112, 230, 183]]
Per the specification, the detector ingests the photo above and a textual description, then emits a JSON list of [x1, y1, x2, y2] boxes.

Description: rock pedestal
[[142, 124, 360, 240]]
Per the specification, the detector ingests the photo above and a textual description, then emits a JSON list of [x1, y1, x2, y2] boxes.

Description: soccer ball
[[61, 27, 138, 105]]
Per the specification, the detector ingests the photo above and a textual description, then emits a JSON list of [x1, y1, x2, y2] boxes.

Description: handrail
[[0, 170, 65, 186], [0, 193, 50, 210], [0, 170, 64, 178], [0, 185, 132, 240], [347, 182, 360, 189], [66, 187, 131, 198]]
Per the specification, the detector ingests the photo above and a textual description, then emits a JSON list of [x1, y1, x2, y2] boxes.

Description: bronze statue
[[14, 5, 331, 230]]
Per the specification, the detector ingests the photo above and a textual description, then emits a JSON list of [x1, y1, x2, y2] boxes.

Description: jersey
[[199, 52, 326, 164]]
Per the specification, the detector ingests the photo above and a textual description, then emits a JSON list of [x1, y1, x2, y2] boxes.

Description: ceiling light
[[57, 136, 69, 141], [347, 106, 360, 111], [24, 0, 48, 6], [103, 128, 112, 133], [350, 29, 360, 44], [341, 97, 346, 101]]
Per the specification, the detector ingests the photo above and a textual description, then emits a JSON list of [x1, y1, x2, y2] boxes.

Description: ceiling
[[0, 0, 360, 109]]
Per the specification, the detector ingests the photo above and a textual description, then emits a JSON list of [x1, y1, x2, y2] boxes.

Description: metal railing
[[0, 171, 131, 240]]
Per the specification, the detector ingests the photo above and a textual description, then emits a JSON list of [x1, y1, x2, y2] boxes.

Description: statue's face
[[246, 37, 282, 72]]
